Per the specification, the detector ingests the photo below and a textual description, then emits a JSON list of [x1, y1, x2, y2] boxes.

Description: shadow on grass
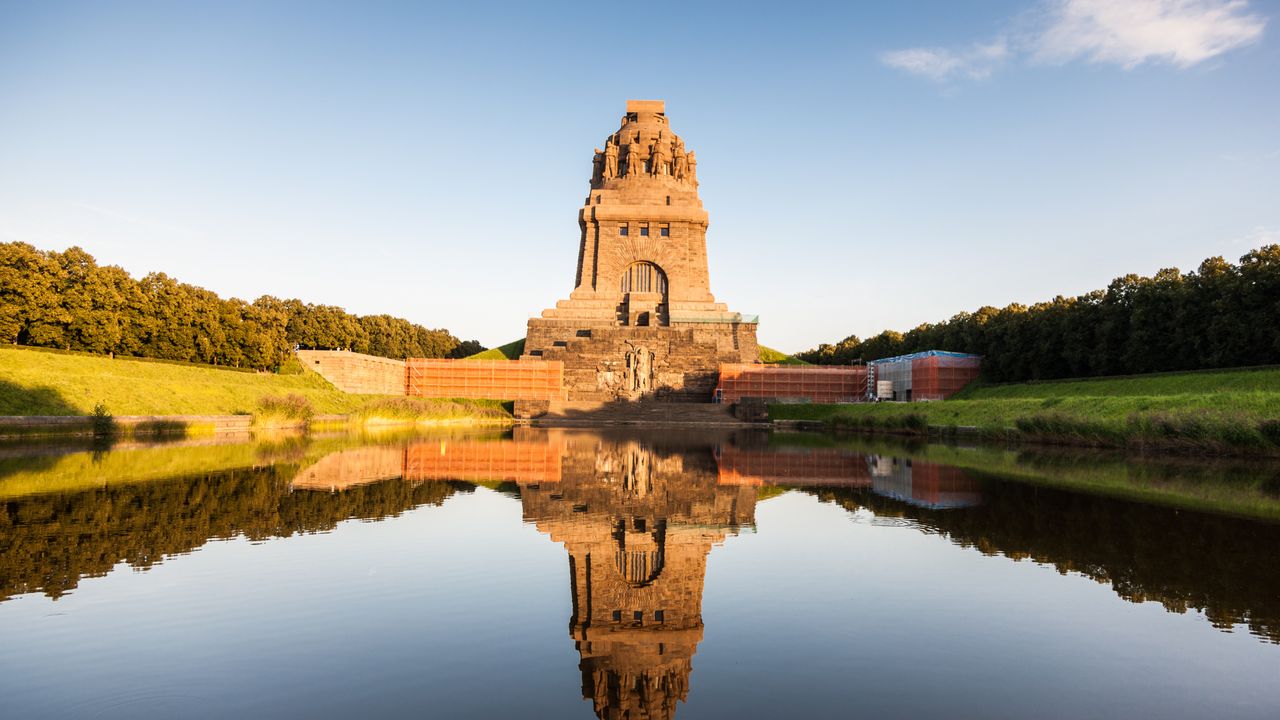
[[0, 380, 81, 416]]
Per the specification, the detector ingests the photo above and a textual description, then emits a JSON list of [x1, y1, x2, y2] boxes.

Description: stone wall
[[528, 323, 758, 402], [296, 350, 406, 395]]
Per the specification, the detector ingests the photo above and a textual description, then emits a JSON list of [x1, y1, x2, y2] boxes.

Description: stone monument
[[523, 100, 759, 402]]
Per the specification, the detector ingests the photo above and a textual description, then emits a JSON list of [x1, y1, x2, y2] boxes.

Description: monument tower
[[523, 100, 759, 402]]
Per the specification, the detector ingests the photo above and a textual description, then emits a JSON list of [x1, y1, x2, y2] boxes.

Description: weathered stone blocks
[[525, 100, 758, 402]]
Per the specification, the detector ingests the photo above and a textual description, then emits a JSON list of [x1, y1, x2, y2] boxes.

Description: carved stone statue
[[591, 149, 604, 185], [603, 142, 618, 180], [626, 141, 644, 178], [673, 146, 688, 181], [686, 151, 697, 187], [650, 138, 669, 176], [625, 346, 654, 394]]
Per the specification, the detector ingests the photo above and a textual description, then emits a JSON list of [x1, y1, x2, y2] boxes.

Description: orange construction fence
[[910, 355, 981, 401], [404, 358, 565, 401], [715, 364, 867, 403]]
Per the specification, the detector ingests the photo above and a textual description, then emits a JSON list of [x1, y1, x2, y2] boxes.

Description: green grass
[[0, 345, 383, 416], [770, 366, 1280, 455], [958, 365, 1280, 399], [759, 345, 808, 364], [467, 339, 525, 360], [0, 346, 510, 428], [349, 396, 512, 424]]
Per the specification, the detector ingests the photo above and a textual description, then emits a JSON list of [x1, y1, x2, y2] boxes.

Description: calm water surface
[[2, 428, 1279, 719]]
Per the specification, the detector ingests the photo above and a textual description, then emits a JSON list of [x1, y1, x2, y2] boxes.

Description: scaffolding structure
[[404, 359, 565, 401], [911, 353, 982, 401], [714, 364, 868, 403], [867, 351, 981, 401]]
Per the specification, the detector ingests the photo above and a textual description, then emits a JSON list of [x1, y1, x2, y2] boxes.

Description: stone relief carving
[[649, 138, 669, 176], [626, 141, 643, 177], [603, 142, 618, 180], [625, 346, 655, 394], [595, 130, 696, 186]]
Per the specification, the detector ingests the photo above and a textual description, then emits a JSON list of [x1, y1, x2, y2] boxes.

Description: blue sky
[[1, 0, 1276, 352]]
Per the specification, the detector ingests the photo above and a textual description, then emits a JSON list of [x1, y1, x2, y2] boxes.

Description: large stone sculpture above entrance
[[523, 100, 759, 402]]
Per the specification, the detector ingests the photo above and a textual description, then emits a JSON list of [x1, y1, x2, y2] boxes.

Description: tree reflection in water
[[3, 428, 1280, 719]]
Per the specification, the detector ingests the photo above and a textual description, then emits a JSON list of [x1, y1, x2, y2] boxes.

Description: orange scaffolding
[[715, 364, 867, 403], [404, 359, 565, 401], [910, 355, 981, 401]]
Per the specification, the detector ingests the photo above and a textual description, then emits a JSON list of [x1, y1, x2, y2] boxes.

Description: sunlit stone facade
[[524, 100, 759, 402]]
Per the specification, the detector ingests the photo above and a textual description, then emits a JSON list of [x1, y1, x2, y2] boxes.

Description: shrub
[[1260, 420, 1280, 446], [255, 394, 315, 422], [1015, 413, 1122, 445], [352, 396, 510, 422], [91, 402, 113, 436], [276, 357, 305, 375]]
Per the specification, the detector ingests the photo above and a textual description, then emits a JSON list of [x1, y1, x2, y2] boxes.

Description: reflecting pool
[[2, 428, 1279, 718]]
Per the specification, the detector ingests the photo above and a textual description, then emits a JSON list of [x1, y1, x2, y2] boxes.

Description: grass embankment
[[0, 345, 372, 415], [770, 366, 1280, 455], [0, 346, 512, 430], [760, 346, 807, 365], [467, 339, 525, 360]]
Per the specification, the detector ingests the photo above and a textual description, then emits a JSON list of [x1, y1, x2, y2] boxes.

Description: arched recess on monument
[[612, 517, 667, 588], [620, 261, 668, 327]]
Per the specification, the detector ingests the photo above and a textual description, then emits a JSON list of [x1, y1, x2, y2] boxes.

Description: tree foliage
[[798, 246, 1280, 382], [0, 243, 482, 370]]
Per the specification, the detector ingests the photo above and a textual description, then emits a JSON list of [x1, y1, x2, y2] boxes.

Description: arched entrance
[[620, 261, 668, 326]]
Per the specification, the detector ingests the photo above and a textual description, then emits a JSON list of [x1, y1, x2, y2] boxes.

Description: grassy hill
[[760, 346, 807, 364], [771, 366, 1280, 455], [0, 346, 380, 416], [467, 339, 525, 360]]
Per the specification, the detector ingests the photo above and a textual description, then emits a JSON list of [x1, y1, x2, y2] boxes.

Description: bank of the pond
[[0, 408, 511, 440], [770, 432, 1280, 522], [770, 366, 1280, 456], [0, 428, 510, 500], [0, 346, 512, 436]]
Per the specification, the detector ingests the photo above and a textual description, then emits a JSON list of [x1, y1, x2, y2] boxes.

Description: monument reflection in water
[[291, 428, 979, 719]]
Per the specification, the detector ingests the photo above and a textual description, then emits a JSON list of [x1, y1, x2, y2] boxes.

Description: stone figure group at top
[[592, 133, 697, 187]]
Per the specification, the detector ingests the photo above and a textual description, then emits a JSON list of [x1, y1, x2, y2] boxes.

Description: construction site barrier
[[404, 358, 565, 401], [910, 354, 981, 401], [714, 364, 867, 403]]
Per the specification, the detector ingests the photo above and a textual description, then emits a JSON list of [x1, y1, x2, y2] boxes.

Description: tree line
[[0, 463, 467, 601], [797, 245, 1280, 382], [0, 242, 483, 370]]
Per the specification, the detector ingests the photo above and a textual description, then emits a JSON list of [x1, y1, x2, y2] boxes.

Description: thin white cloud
[[880, 40, 1009, 82], [1035, 0, 1266, 67], [1234, 225, 1280, 246], [881, 0, 1266, 82]]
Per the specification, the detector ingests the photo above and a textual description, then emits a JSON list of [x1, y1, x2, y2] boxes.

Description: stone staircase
[[530, 400, 751, 427]]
